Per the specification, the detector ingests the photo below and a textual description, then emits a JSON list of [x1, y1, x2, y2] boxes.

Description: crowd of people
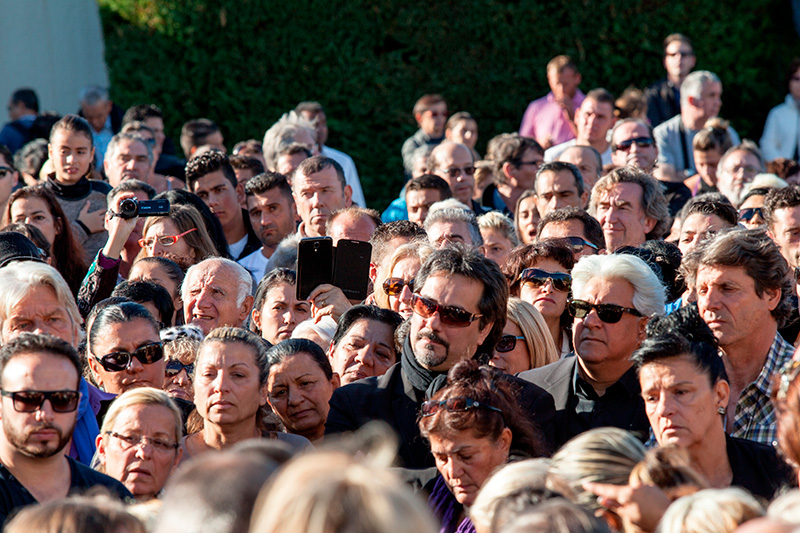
[[1, 31, 800, 533]]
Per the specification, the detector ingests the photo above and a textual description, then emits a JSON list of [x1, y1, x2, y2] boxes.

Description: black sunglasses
[[1, 390, 80, 413], [495, 334, 526, 353], [94, 342, 164, 372], [441, 165, 476, 179], [615, 137, 654, 152], [421, 397, 503, 417], [383, 278, 414, 297], [520, 268, 572, 292], [165, 360, 194, 378], [548, 236, 600, 254], [568, 299, 644, 324], [738, 207, 763, 222], [411, 293, 482, 327]]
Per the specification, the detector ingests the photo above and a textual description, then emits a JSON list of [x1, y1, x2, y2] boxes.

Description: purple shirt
[[519, 90, 585, 147]]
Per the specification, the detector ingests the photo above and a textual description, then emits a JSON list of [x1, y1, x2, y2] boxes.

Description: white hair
[[182, 257, 254, 307], [657, 488, 764, 533], [291, 316, 337, 348], [743, 174, 788, 195], [0, 261, 83, 344], [680, 70, 721, 109], [571, 254, 666, 317], [262, 111, 317, 171], [424, 206, 483, 246], [470, 458, 550, 531], [428, 198, 470, 215]]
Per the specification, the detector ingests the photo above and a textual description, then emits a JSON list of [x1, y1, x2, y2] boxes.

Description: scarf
[[400, 334, 449, 401]]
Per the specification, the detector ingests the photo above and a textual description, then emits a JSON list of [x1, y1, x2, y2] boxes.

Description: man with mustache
[[519, 253, 665, 450], [327, 245, 555, 468], [240, 172, 297, 282], [0, 333, 130, 524]]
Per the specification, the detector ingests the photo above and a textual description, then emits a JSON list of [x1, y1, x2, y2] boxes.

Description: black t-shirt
[[0, 456, 132, 526], [727, 434, 795, 500]]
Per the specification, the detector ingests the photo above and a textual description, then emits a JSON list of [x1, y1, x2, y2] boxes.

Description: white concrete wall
[[0, 0, 108, 115]]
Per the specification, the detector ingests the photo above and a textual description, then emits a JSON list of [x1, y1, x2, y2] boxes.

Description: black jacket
[[645, 77, 681, 128]]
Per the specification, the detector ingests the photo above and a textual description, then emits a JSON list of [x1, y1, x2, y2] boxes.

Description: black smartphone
[[296, 237, 334, 300], [333, 239, 372, 301]]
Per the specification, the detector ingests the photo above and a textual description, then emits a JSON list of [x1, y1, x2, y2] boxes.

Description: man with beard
[[0, 334, 130, 523], [240, 172, 297, 282], [326, 245, 555, 468]]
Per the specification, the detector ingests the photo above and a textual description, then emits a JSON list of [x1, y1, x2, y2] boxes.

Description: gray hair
[[262, 111, 317, 171], [657, 488, 764, 533], [680, 70, 721, 109], [424, 207, 483, 247], [0, 262, 83, 344], [79, 85, 109, 105], [105, 132, 154, 165], [572, 254, 666, 317], [182, 257, 254, 307]]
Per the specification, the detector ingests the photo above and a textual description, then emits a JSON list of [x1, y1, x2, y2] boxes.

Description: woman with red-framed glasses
[[136, 204, 217, 270]]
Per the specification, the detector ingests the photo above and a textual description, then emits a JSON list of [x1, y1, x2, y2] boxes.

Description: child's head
[[48, 114, 95, 184], [692, 118, 732, 186]]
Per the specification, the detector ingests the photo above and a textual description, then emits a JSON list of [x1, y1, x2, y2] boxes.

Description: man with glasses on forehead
[[327, 245, 554, 467], [520, 253, 665, 450], [482, 133, 545, 216], [0, 333, 130, 523], [428, 141, 487, 214]]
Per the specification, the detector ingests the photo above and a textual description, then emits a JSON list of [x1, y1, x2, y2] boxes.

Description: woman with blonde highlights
[[489, 298, 558, 375]]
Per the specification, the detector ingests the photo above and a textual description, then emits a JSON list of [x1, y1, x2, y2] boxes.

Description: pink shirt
[[519, 90, 585, 146]]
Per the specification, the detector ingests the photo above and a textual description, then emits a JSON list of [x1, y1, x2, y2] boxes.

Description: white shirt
[[228, 234, 248, 261], [238, 248, 270, 285], [322, 145, 366, 208]]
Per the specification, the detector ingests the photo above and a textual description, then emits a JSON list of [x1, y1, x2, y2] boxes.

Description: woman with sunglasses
[[250, 268, 310, 346], [490, 298, 558, 376], [737, 186, 771, 230], [182, 327, 311, 460], [418, 360, 544, 533], [4, 185, 88, 296], [162, 333, 200, 403], [87, 302, 166, 409], [503, 241, 575, 357], [94, 387, 183, 501], [373, 241, 434, 319], [137, 204, 218, 270]]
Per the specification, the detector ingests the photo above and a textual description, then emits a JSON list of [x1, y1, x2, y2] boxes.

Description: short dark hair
[[229, 154, 265, 175], [585, 88, 615, 107], [131, 256, 185, 293], [405, 174, 452, 200], [416, 245, 508, 352], [502, 241, 575, 297], [331, 305, 403, 349], [763, 185, 800, 230], [88, 302, 161, 357], [535, 162, 585, 197], [11, 88, 39, 113], [0, 146, 13, 170], [14, 139, 48, 179], [265, 338, 333, 380], [111, 280, 174, 327], [185, 150, 237, 190], [0, 332, 80, 387], [536, 207, 605, 250], [679, 193, 738, 227], [107, 179, 156, 205], [369, 220, 427, 265], [663, 33, 693, 54], [739, 186, 772, 207], [122, 104, 163, 126], [293, 156, 346, 191], [413, 94, 447, 116], [244, 171, 293, 203], [486, 133, 544, 187], [180, 118, 221, 159]]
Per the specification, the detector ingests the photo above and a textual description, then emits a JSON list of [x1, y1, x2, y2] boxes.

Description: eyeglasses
[[615, 137, 654, 152], [138, 227, 197, 249], [568, 299, 644, 323], [411, 293, 482, 327], [106, 431, 179, 453], [383, 278, 414, 297], [0, 167, 14, 179], [515, 159, 542, 169], [547, 236, 599, 254], [738, 207, 763, 222], [0, 390, 80, 413], [440, 165, 476, 179], [165, 360, 194, 379], [495, 335, 526, 353], [421, 397, 503, 417], [94, 342, 164, 372], [520, 268, 571, 292]]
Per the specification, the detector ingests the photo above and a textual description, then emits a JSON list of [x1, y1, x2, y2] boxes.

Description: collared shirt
[[519, 91, 585, 147], [568, 362, 650, 442], [731, 333, 794, 446]]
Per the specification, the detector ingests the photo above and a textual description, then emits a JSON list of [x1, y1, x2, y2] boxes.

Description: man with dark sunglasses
[[519, 253, 665, 450], [0, 333, 130, 523], [610, 119, 658, 173], [327, 245, 555, 468]]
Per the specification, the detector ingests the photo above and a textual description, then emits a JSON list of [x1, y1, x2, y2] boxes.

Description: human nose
[[287, 385, 303, 406], [654, 392, 675, 419], [399, 285, 413, 304], [134, 438, 154, 459], [151, 240, 166, 256], [284, 309, 297, 325], [212, 370, 230, 392], [34, 400, 56, 422], [310, 192, 323, 208], [354, 346, 373, 368]]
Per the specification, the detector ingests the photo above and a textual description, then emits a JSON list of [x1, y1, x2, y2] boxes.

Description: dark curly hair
[[502, 241, 575, 297]]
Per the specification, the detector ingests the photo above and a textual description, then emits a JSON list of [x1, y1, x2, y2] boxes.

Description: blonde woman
[[373, 241, 434, 319], [477, 211, 519, 267], [490, 298, 558, 375]]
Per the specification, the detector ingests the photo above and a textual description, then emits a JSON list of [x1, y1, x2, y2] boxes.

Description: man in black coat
[[326, 245, 555, 468]]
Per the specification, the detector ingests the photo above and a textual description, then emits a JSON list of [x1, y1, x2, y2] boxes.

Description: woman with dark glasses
[[162, 334, 200, 403], [490, 298, 558, 376], [418, 360, 544, 533], [737, 186, 771, 230], [373, 241, 434, 319], [87, 302, 166, 401], [503, 241, 575, 357], [136, 204, 218, 270]]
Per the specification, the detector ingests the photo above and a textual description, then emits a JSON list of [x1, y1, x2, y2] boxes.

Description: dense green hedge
[[100, 0, 798, 210]]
